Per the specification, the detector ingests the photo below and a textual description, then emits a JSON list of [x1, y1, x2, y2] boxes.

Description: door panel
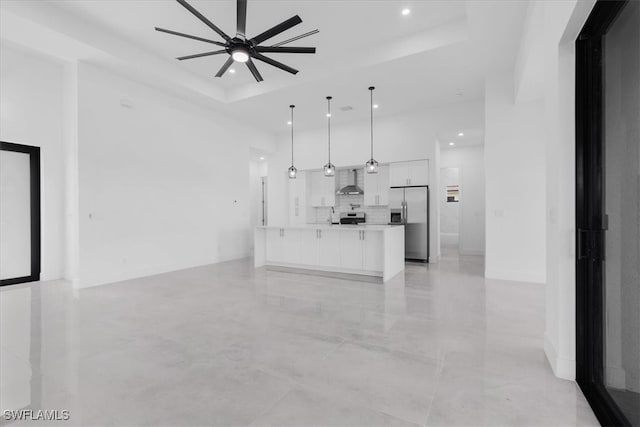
[[389, 162, 409, 187], [404, 187, 429, 261], [282, 229, 301, 264], [317, 229, 340, 267], [601, 1, 640, 422], [265, 228, 283, 263], [0, 142, 40, 286], [363, 231, 384, 271], [389, 188, 405, 211], [576, 2, 639, 426], [404, 187, 428, 223], [408, 160, 429, 185], [299, 229, 319, 266], [340, 230, 362, 269], [377, 165, 390, 205], [0, 150, 31, 279]]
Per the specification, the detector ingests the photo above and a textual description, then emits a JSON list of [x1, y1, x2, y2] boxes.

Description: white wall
[[268, 101, 485, 262], [484, 72, 546, 283], [440, 145, 485, 255], [0, 44, 66, 281], [75, 62, 274, 287]]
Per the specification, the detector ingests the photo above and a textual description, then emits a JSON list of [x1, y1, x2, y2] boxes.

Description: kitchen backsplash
[[311, 168, 390, 225]]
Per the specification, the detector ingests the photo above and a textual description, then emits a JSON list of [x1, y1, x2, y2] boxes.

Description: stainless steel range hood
[[337, 169, 364, 195]]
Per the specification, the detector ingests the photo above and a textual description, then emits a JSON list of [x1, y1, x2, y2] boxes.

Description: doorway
[[440, 167, 460, 257], [0, 142, 41, 286], [576, 1, 639, 425]]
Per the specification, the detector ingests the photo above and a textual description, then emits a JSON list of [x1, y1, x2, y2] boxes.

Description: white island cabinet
[[255, 225, 405, 282]]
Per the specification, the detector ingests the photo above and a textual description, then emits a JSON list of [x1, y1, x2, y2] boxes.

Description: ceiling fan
[[155, 0, 318, 82]]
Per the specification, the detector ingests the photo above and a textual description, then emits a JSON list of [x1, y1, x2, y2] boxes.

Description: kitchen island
[[254, 224, 404, 282]]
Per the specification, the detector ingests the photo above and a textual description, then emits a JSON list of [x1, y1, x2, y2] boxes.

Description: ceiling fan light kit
[[156, 0, 318, 82]]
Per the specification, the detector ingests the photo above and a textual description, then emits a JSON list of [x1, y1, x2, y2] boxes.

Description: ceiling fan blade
[[255, 46, 316, 54], [250, 15, 302, 46], [215, 56, 235, 77], [177, 50, 227, 60], [155, 27, 226, 46], [175, 0, 231, 42], [271, 29, 319, 47], [246, 59, 263, 82], [236, 0, 247, 38], [252, 53, 298, 75]]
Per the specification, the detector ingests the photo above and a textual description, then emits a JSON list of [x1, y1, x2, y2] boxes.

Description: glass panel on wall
[[602, 1, 640, 424]]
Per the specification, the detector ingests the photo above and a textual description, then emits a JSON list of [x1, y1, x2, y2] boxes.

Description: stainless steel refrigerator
[[389, 186, 429, 262]]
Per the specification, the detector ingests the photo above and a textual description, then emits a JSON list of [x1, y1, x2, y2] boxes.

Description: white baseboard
[[459, 247, 485, 256], [485, 268, 545, 284], [544, 333, 575, 380]]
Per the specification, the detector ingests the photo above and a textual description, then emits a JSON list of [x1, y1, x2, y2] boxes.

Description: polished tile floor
[[1, 254, 599, 426]]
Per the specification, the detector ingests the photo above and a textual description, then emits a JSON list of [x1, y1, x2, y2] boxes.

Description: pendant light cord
[[290, 105, 295, 166], [369, 87, 374, 160], [327, 96, 332, 163]]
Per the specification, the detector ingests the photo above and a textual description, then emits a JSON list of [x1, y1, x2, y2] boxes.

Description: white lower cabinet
[[363, 230, 384, 271], [299, 229, 319, 265], [317, 229, 341, 267], [282, 229, 301, 264], [257, 226, 404, 282], [266, 228, 284, 263], [340, 230, 364, 270], [265, 227, 384, 273]]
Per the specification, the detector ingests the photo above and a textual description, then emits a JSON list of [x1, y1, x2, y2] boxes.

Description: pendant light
[[288, 104, 297, 179], [323, 96, 336, 177], [366, 86, 379, 174]]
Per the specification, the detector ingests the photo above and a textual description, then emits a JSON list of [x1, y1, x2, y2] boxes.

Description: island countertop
[[256, 224, 402, 231]]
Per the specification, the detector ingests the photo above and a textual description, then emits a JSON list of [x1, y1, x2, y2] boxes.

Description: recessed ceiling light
[[373, 104, 379, 109], [401, 8, 411, 16], [326, 113, 331, 117], [287, 121, 292, 125], [449, 142, 455, 146], [259, 156, 265, 160], [458, 132, 464, 136], [229, 69, 236, 74]]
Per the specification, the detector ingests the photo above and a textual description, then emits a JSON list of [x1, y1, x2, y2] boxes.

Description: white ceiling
[[438, 127, 484, 148], [49, 0, 466, 91], [0, 0, 529, 132]]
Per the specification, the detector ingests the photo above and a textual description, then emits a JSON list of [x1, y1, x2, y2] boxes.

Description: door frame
[[0, 141, 41, 286], [575, 1, 632, 426]]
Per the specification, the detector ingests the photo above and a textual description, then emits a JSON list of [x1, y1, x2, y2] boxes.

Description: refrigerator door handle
[[402, 201, 408, 224]]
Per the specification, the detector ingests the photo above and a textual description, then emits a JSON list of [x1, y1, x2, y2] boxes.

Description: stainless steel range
[[339, 212, 366, 224]]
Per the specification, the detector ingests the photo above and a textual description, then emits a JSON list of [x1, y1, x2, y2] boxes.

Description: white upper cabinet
[[389, 160, 428, 186], [390, 162, 409, 187], [364, 165, 389, 206], [310, 171, 336, 207], [289, 171, 307, 225], [408, 160, 429, 185]]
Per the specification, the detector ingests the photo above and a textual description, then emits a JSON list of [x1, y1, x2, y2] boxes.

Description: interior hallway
[[0, 257, 598, 426]]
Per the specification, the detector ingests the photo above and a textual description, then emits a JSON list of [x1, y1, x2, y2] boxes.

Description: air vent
[[340, 106, 354, 111]]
